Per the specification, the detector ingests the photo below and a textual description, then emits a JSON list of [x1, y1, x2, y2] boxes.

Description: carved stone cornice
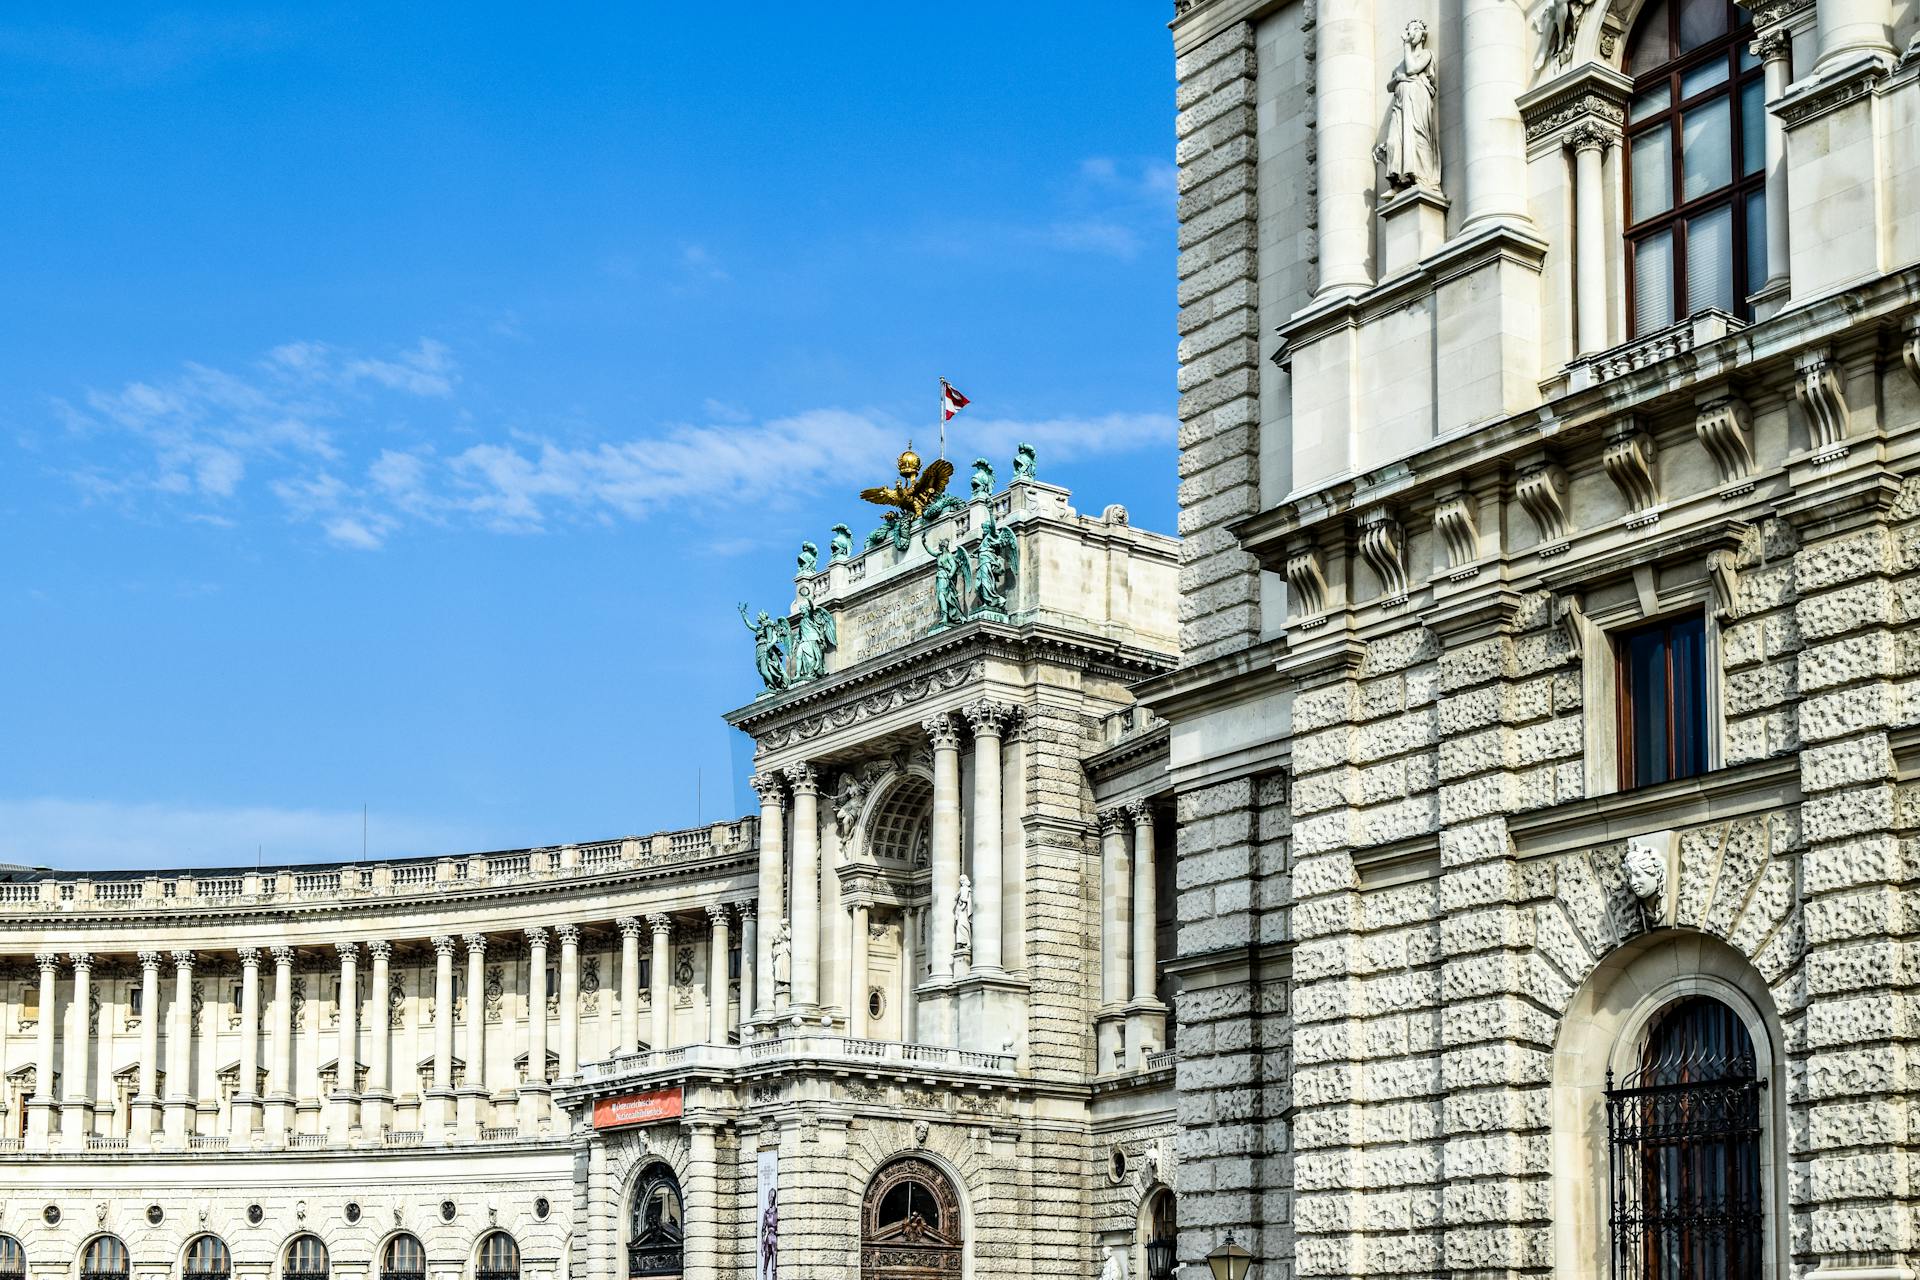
[[745, 658, 982, 754]]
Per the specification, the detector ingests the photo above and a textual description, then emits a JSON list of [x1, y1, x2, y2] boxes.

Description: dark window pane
[[1631, 82, 1672, 122], [1682, 97, 1733, 200], [1740, 77, 1766, 174], [1634, 230, 1676, 333], [1629, 0, 1674, 73], [1671, 616, 1708, 779], [1680, 56, 1730, 98], [1678, 0, 1728, 50], [1745, 191, 1769, 293], [1632, 130, 1675, 220], [1687, 203, 1734, 313], [1628, 628, 1672, 786]]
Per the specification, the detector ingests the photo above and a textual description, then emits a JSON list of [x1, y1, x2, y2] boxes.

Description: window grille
[[382, 1234, 425, 1280], [475, 1232, 519, 1280], [1606, 996, 1763, 1280], [81, 1237, 129, 1280], [283, 1235, 329, 1280], [184, 1235, 232, 1280]]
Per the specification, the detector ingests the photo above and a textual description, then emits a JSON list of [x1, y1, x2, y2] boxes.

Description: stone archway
[[860, 1155, 964, 1279], [626, 1163, 684, 1279]]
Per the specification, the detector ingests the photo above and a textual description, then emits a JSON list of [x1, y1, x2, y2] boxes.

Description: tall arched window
[[183, 1236, 232, 1280], [81, 1238, 130, 1280], [0, 1235, 26, 1280], [475, 1233, 519, 1280], [283, 1236, 329, 1280], [1624, 0, 1766, 336], [861, 1157, 963, 1279], [1142, 1189, 1178, 1280], [382, 1235, 426, 1280], [628, 1165, 685, 1278], [1606, 995, 1763, 1280]]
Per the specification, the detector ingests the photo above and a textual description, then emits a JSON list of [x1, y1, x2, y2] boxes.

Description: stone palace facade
[[1145, 1, 1920, 1280], [0, 466, 1187, 1280]]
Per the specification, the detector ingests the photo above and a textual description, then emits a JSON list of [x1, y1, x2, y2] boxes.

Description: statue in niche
[[1099, 1244, 1129, 1280], [1013, 442, 1036, 482], [771, 922, 792, 988], [828, 524, 853, 561], [971, 510, 1019, 616], [738, 603, 791, 693], [1625, 838, 1666, 907], [923, 530, 973, 629], [1375, 20, 1441, 192], [832, 773, 867, 840], [797, 541, 818, 574], [789, 595, 837, 685], [970, 458, 995, 498], [954, 875, 974, 953], [1533, 0, 1591, 70]]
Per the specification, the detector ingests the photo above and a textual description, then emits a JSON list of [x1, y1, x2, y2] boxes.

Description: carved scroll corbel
[[1433, 490, 1480, 578], [1356, 509, 1410, 603], [1694, 395, 1756, 496], [1284, 539, 1330, 626], [1706, 548, 1741, 620], [1601, 421, 1660, 527], [1514, 458, 1572, 556], [1793, 347, 1851, 460], [1552, 592, 1587, 662]]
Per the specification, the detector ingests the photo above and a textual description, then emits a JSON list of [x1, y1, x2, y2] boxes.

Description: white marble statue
[[954, 874, 974, 952], [1099, 1244, 1129, 1280], [1625, 839, 1666, 905], [1376, 20, 1441, 192], [771, 921, 792, 986]]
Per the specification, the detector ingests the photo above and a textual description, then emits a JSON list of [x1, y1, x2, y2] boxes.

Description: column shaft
[[788, 765, 821, 1007], [1131, 806, 1159, 1002], [752, 774, 785, 1019], [430, 936, 455, 1133], [524, 929, 550, 1125], [849, 902, 871, 1038], [649, 917, 672, 1053], [362, 942, 389, 1133], [619, 918, 642, 1055], [736, 907, 757, 1027], [707, 906, 731, 1044], [61, 954, 93, 1144], [233, 950, 262, 1140], [164, 951, 194, 1142], [557, 926, 580, 1076], [267, 948, 294, 1138], [1461, 0, 1531, 229], [1315, 0, 1376, 294], [459, 935, 486, 1130], [926, 715, 962, 980], [900, 910, 918, 1042], [1572, 135, 1610, 355], [134, 953, 161, 1143], [1815, 0, 1894, 69], [964, 703, 1009, 971], [332, 944, 359, 1136], [1759, 39, 1791, 290], [28, 955, 57, 1148], [684, 1123, 719, 1280], [1100, 812, 1133, 1006]]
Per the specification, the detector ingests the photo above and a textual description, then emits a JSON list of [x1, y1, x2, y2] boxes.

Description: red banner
[[592, 1087, 683, 1129]]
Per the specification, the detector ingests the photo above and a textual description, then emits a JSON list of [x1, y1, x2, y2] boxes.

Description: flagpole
[[938, 377, 946, 459]]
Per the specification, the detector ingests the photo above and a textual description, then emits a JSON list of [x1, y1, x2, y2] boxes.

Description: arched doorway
[[627, 1164, 685, 1278], [1139, 1188, 1177, 1280], [861, 1157, 963, 1279], [1606, 995, 1762, 1280]]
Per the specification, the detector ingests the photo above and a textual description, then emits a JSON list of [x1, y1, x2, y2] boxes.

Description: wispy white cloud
[[0, 797, 490, 872], [45, 340, 1171, 549]]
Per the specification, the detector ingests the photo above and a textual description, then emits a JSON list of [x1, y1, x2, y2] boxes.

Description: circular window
[[532, 1198, 549, 1221], [1108, 1149, 1128, 1183], [343, 1204, 360, 1224], [439, 1201, 456, 1223], [246, 1205, 264, 1226], [147, 1206, 164, 1225], [42, 1206, 59, 1226], [867, 988, 886, 1020]]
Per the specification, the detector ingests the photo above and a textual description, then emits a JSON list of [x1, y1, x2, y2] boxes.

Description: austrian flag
[[939, 379, 970, 422]]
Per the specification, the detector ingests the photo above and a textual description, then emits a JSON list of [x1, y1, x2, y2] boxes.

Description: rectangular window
[[128, 986, 143, 1016], [1618, 614, 1709, 789], [1633, 230, 1677, 333]]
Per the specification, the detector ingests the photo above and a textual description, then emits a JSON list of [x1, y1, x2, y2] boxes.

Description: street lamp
[[1206, 1234, 1254, 1280], [1145, 1235, 1176, 1280]]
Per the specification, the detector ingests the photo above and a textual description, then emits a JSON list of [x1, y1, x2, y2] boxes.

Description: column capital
[[337, 941, 361, 963], [784, 762, 819, 795], [647, 913, 673, 937], [138, 950, 164, 971], [555, 924, 581, 948], [524, 926, 549, 949], [68, 951, 94, 972], [236, 948, 263, 967], [364, 940, 392, 962], [33, 951, 58, 974], [1126, 798, 1155, 827], [170, 949, 195, 971], [734, 901, 756, 923], [270, 945, 296, 966], [617, 916, 643, 941], [962, 698, 1013, 736], [1750, 27, 1792, 61], [750, 771, 786, 802], [922, 712, 962, 750], [706, 903, 730, 928], [431, 935, 457, 959], [1097, 807, 1131, 834], [1565, 121, 1616, 154], [462, 933, 487, 956]]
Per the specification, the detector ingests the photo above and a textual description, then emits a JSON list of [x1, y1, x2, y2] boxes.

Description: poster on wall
[[756, 1146, 778, 1280], [591, 1087, 683, 1129]]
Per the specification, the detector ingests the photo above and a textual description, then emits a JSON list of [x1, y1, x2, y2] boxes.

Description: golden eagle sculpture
[[860, 445, 954, 521]]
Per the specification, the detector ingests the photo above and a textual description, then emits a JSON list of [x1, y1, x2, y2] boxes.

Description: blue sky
[[0, 4, 1179, 870]]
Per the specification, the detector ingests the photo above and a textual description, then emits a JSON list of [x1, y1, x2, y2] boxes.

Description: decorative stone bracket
[[1903, 312, 1920, 390], [1284, 540, 1330, 627], [1793, 347, 1851, 462], [1553, 592, 1587, 661], [1515, 457, 1572, 556], [1695, 394, 1756, 497], [1602, 421, 1660, 527], [1433, 490, 1480, 579], [1356, 509, 1410, 604]]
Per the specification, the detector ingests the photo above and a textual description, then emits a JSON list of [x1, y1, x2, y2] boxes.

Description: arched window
[[184, 1236, 232, 1280], [861, 1157, 963, 1279], [1142, 1189, 1178, 1280], [628, 1165, 685, 1278], [0, 1235, 25, 1280], [382, 1235, 426, 1280], [283, 1235, 329, 1280], [81, 1238, 129, 1280], [1606, 995, 1763, 1280], [475, 1233, 519, 1280], [1624, 0, 1766, 336]]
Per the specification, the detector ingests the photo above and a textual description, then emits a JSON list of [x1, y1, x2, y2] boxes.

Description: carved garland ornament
[[752, 660, 983, 753]]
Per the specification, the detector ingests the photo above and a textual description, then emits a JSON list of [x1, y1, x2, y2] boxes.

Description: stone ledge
[[1508, 755, 1800, 862]]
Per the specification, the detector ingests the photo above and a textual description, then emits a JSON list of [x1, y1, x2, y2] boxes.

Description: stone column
[[751, 772, 785, 1019], [925, 713, 962, 980], [648, 915, 672, 1054], [523, 928, 550, 1126], [1315, 0, 1376, 295], [95, 972, 114, 1141], [683, 1122, 720, 1280], [617, 917, 643, 1056], [60, 952, 92, 1146], [848, 899, 871, 1039], [787, 763, 822, 1008], [361, 941, 390, 1134], [1129, 802, 1159, 1003], [458, 935, 486, 1130], [266, 946, 294, 1139], [1752, 30, 1792, 295], [133, 951, 162, 1145], [331, 942, 359, 1138], [707, 905, 731, 1044], [899, 909, 918, 1042], [27, 952, 57, 1148], [1568, 125, 1613, 355], [1461, 0, 1531, 231], [964, 700, 1010, 973], [232, 948, 263, 1140], [735, 904, 757, 1028], [164, 950, 194, 1144], [429, 935, 456, 1134], [1100, 809, 1133, 1007], [1814, 0, 1894, 71], [556, 925, 581, 1076]]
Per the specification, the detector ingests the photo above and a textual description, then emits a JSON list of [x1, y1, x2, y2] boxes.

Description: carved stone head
[[1405, 18, 1429, 45], [1625, 838, 1666, 903]]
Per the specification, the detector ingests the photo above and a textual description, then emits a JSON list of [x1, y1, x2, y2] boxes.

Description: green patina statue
[[1013, 442, 1036, 481], [789, 594, 837, 684], [970, 458, 994, 498], [738, 603, 791, 694], [922, 529, 972, 629], [828, 524, 853, 561], [972, 510, 1019, 615], [797, 541, 819, 574]]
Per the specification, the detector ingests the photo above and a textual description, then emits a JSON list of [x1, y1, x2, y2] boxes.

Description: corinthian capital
[[236, 948, 263, 968], [462, 934, 487, 957], [68, 951, 93, 972], [555, 924, 581, 947], [750, 772, 786, 803], [784, 763, 819, 795], [617, 916, 643, 941], [963, 698, 1012, 736], [922, 712, 962, 751], [270, 946, 296, 966], [33, 951, 58, 975], [431, 935, 456, 959], [1097, 807, 1130, 835], [364, 940, 392, 962], [1565, 121, 1615, 154], [706, 903, 730, 929], [138, 951, 164, 972], [647, 913, 672, 938], [524, 926, 549, 950], [336, 942, 360, 964], [170, 950, 195, 971]]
